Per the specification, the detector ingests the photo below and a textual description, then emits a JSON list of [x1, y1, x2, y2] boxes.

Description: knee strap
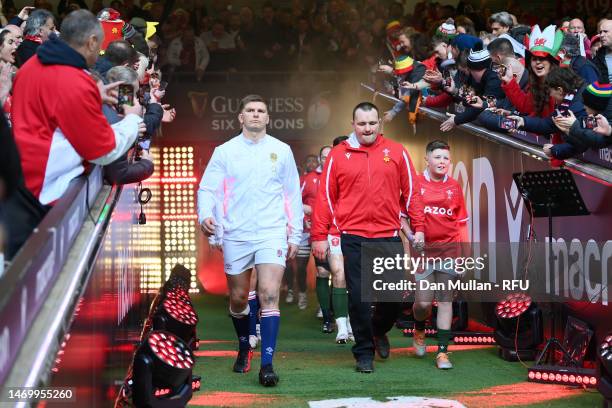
[[229, 304, 250, 319]]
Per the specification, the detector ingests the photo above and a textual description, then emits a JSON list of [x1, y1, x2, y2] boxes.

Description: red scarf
[[24, 35, 43, 44]]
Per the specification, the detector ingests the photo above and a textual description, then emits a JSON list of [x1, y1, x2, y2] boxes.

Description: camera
[[583, 115, 597, 129], [500, 117, 518, 130]]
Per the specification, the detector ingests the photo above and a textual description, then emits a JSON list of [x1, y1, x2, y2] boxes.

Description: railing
[[0, 167, 121, 391], [362, 83, 612, 185]]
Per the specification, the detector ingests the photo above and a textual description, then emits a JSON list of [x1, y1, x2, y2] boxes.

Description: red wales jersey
[[301, 170, 320, 233], [418, 170, 468, 243]]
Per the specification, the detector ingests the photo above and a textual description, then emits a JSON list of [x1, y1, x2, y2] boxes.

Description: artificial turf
[[189, 294, 603, 408]]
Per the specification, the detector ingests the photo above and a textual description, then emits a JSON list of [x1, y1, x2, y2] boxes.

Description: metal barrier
[[362, 83, 612, 185], [0, 167, 119, 393]]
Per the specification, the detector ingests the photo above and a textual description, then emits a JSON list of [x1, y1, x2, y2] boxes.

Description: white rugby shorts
[[222, 239, 288, 275]]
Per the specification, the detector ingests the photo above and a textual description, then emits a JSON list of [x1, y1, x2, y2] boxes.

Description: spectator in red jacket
[[7, 10, 144, 258], [311, 102, 425, 373]]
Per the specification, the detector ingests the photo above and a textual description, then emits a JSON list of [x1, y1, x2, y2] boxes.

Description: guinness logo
[[188, 91, 209, 119]]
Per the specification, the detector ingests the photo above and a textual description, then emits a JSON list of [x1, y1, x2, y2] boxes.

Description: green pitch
[[189, 294, 603, 408]]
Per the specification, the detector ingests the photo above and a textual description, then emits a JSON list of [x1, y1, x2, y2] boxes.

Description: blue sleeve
[[7, 16, 23, 26], [477, 110, 506, 132], [550, 143, 583, 159], [579, 64, 600, 84], [391, 100, 406, 115], [522, 116, 557, 134], [454, 104, 483, 125]]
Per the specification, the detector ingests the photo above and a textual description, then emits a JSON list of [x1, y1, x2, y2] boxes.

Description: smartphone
[[583, 116, 597, 129], [485, 95, 497, 108], [500, 117, 517, 130], [118, 84, 135, 107], [139, 139, 151, 151], [554, 107, 571, 117], [158, 81, 168, 91], [492, 63, 507, 77]]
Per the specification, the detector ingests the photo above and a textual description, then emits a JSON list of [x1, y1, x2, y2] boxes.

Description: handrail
[[0, 167, 104, 387], [0, 183, 122, 400], [361, 83, 612, 185]]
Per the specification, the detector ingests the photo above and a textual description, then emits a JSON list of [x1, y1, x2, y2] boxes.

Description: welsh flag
[[100, 20, 124, 52]]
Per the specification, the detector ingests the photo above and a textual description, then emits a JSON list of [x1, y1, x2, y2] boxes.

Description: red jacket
[[501, 78, 564, 167], [311, 134, 424, 240], [301, 169, 320, 233]]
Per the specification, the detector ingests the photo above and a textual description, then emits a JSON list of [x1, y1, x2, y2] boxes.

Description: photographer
[[545, 82, 612, 159], [508, 68, 587, 160], [440, 48, 505, 132], [477, 38, 529, 132], [100, 66, 157, 185]]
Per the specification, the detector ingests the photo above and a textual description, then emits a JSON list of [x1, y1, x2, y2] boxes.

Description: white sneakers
[[298, 292, 308, 310], [285, 289, 294, 304], [336, 317, 349, 344]]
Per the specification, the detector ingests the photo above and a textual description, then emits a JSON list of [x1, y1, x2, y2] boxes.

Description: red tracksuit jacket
[[311, 134, 424, 240]]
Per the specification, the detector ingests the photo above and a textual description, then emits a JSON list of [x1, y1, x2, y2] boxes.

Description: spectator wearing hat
[[382, 55, 426, 123], [436, 18, 457, 41], [546, 82, 612, 158], [440, 48, 505, 131], [500, 25, 562, 118], [450, 33, 483, 55]]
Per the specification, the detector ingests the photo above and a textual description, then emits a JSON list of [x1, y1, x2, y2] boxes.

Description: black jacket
[[454, 68, 506, 125], [555, 97, 612, 158], [592, 47, 611, 84], [0, 112, 21, 200], [16, 39, 40, 68], [101, 104, 158, 185]]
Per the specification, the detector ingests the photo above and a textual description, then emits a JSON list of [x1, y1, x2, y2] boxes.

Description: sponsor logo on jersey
[[424, 206, 453, 216]]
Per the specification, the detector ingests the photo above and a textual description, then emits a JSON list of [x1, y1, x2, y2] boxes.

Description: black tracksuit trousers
[[341, 234, 404, 362]]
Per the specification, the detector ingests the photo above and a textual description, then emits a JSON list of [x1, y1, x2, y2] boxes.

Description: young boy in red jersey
[[412, 140, 469, 369]]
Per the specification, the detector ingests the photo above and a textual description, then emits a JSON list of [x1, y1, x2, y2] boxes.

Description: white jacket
[[197, 133, 304, 245]]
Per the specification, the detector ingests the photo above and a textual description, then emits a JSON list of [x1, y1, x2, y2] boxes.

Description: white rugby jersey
[[197, 133, 304, 244]]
